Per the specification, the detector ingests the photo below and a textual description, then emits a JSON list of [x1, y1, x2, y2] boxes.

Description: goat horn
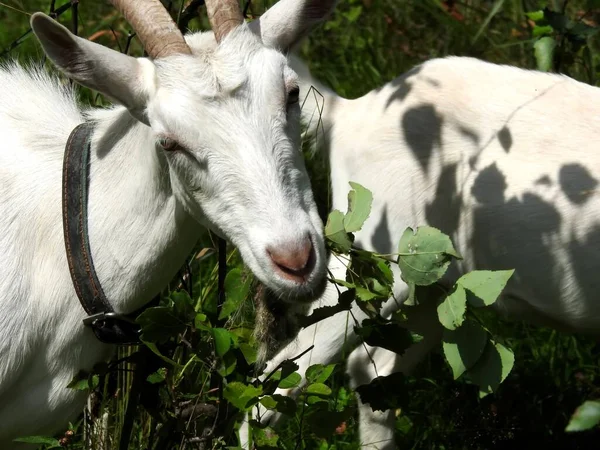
[[205, 0, 244, 43], [109, 0, 191, 59]]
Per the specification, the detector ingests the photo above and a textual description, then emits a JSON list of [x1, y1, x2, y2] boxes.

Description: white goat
[[243, 21, 600, 450], [0, 0, 339, 446]]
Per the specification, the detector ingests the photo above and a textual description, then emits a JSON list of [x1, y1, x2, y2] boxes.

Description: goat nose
[[267, 237, 314, 283]]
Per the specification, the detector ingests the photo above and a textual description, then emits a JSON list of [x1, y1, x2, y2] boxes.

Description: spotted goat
[[243, 7, 600, 449]]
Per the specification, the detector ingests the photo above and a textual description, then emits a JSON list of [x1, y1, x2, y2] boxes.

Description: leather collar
[[62, 122, 142, 344]]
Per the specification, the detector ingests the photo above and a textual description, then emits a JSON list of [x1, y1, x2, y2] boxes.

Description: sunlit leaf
[[223, 382, 263, 411], [252, 426, 279, 448], [67, 371, 99, 391], [534, 36, 556, 72], [524, 10, 544, 21], [457, 270, 514, 307], [306, 364, 336, 384], [397, 226, 461, 286], [218, 268, 252, 320], [343, 181, 373, 232], [325, 209, 353, 253], [194, 313, 208, 330], [278, 372, 302, 389], [147, 368, 167, 384], [355, 286, 379, 301], [13, 436, 61, 446], [240, 343, 257, 365], [437, 285, 467, 330], [566, 401, 600, 432], [212, 328, 232, 356], [306, 383, 332, 397]]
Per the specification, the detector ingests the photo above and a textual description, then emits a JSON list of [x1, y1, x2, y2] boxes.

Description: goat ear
[[30, 13, 153, 124], [249, 0, 337, 51]]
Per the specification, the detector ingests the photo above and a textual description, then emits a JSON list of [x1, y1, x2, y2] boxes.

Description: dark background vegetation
[[2, 0, 600, 449]]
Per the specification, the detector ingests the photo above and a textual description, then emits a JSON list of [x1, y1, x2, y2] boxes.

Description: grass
[[1, 0, 600, 449]]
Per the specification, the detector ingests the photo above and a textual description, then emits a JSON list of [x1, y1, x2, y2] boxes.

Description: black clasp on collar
[[83, 312, 142, 345]]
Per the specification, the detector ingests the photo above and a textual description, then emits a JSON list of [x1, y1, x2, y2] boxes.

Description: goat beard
[[253, 284, 312, 369]]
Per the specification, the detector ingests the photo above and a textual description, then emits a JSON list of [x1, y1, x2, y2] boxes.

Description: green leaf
[[467, 341, 515, 397], [332, 278, 355, 289], [263, 360, 300, 394], [570, 22, 599, 38], [355, 372, 408, 412], [347, 252, 394, 301], [344, 5, 363, 23], [218, 268, 252, 320], [458, 270, 514, 307], [325, 209, 353, 253], [141, 340, 179, 366], [272, 394, 297, 415], [137, 306, 187, 344], [13, 436, 61, 446], [67, 372, 91, 391], [171, 290, 194, 319], [532, 24, 554, 37], [259, 396, 278, 410], [437, 285, 467, 330], [278, 372, 302, 389], [306, 364, 336, 384], [405, 282, 417, 306], [355, 286, 379, 301], [212, 328, 232, 356], [194, 313, 208, 330], [566, 401, 600, 432], [306, 408, 355, 439], [146, 367, 167, 384], [343, 182, 373, 232], [217, 351, 237, 377], [306, 383, 332, 396], [534, 36, 556, 72], [524, 10, 544, 21], [442, 319, 488, 379], [67, 371, 99, 391], [397, 226, 461, 286], [355, 319, 414, 355], [252, 426, 279, 448], [376, 258, 395, 285], [223, 382, 263, 411], [240, 343, 257, 365], [260, 394, 297, 416]]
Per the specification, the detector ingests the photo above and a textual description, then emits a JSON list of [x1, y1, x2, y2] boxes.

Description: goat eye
[[158, 137, 180, 151], [287, 87, 300, 106]]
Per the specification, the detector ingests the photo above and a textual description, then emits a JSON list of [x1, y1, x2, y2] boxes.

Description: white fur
[[0, 0, 338, 445], [241, 54, 600, 449]]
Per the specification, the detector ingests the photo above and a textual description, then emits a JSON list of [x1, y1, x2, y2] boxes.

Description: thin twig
[[262, 345, 315, 383]]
